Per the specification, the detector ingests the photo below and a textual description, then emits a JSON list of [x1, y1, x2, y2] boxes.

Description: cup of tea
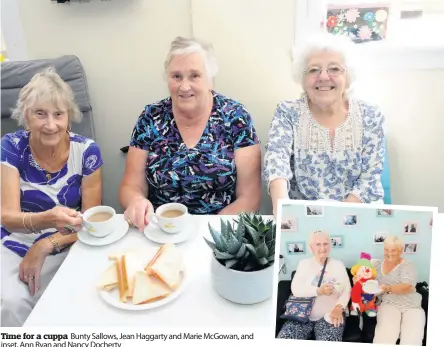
[[82, 206, 116, 238], [149, 203, 188, 234], [333, 282, 344, 293]]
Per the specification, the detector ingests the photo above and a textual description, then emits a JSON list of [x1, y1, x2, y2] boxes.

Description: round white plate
[[362, 279, 382, 294], [77, 217, 129, 246], [143, 218, 197, 244], [98, 269, 188, 311]]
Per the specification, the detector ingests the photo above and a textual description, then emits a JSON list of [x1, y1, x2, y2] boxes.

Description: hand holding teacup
[[48, 206, 83, 235], [123, 197, 154, 232]]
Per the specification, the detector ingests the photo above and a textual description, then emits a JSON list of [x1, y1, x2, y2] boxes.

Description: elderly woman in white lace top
[[263, 34, 386, 214], [371, 236, 425, 346]]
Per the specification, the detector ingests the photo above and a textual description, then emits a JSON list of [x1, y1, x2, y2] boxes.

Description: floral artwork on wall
[[326, 5, 390, 43]]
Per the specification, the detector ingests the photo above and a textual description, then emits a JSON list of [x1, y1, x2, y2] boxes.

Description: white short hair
[[11, 67, 82, 127], [384, 235, 404, 250], [307, 230, 331, 254], [291, 33, 358, 97], [164, 36, 219, 80]]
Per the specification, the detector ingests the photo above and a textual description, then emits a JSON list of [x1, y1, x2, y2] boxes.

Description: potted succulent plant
[[204, 213, 276, 304]]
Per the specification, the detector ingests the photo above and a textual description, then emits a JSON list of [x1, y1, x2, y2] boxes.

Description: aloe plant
[[204, 213, 276, 272]]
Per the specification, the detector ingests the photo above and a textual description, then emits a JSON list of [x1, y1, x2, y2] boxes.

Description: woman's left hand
[[19, 238, 53, 296], [329, 306, 344, 328]]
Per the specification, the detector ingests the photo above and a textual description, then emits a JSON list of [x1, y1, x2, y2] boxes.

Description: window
[[295, 0, 444, 69], [1, 31, 8, 62], [1, 0, 28, 61]]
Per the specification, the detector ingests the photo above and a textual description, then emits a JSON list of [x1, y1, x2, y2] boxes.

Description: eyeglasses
[[304, 66, 346, 77]]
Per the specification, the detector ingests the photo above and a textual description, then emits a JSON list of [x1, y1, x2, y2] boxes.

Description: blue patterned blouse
[[1, 130, 103, 257], [130, 91, 260, 215], [263, 96, 385, 203]]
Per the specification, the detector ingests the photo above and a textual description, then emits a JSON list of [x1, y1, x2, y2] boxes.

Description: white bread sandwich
[[115, 255, 129, 303], [132, 271, 172, 305], [97, 263, 118, 291], [113, 249, 157, 302], [145, 243, 183, 290]]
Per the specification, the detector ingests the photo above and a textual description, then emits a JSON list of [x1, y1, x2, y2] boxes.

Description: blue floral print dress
[[263, 96, 385, 203]]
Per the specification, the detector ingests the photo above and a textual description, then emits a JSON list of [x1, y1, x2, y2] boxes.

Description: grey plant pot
[[210, 256, 274, 305]]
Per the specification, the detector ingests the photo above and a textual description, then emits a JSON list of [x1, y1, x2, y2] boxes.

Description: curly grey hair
[[11, 67, 82, 127], [164, 36, 219, 81], [291, 33, 358, 98]]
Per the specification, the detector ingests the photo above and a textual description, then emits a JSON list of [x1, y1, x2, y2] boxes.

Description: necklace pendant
[[46, 173, 51, 180]]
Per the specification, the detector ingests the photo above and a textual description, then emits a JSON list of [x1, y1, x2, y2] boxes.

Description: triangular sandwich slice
[[97, 263, 118, 291], [145, 243, 183, 290], [132, 271, 172, 305]]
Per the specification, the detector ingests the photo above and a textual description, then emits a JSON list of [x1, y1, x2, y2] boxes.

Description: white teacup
[[333, 282, 344, 293], [82, 206, 116, 238], [149, 203, 189, 234]]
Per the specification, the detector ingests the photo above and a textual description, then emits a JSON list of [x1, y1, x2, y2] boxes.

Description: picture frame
[[376, 209, 393, 217], [330, 235, 344, 248], [305, 205, 324, 217], [373, 232, 389, 244], [343, 214, 358, 226], [403, 222, 419, 234], [280, 217, 298, 232], [404, 243, 418, 254], [286, 241, 306, 255]]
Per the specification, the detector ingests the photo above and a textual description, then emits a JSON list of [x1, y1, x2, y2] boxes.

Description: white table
[[24, 214, 275, 329]]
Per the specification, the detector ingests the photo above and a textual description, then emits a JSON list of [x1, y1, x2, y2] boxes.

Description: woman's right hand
[[318, 283, 334, 296], [47, 206, 83, 235], [123, 197, 153, 232]]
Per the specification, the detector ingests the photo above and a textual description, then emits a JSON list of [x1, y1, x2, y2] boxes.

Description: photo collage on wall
[[283, 207, 429, 256]]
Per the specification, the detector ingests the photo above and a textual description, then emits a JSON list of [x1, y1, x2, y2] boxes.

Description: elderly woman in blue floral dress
[[263, 34, 386, 215], [119, 37, 262, 230], [1, 68, 103, 326]]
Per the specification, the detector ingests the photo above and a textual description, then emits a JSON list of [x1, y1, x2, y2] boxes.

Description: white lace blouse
[[263, 96, 386, 203]]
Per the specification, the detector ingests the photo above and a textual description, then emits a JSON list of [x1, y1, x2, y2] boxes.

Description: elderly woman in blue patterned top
[[263, 34, 386, 215], [119, 37, 261, 230]]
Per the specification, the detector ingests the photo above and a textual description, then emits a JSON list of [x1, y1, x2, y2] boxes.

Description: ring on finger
[[64, 224, 76, 233], [126, 218, 135, 227]]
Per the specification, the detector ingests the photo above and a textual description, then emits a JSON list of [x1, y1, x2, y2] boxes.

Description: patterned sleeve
[[262, 102, 295, 192], [399, 261, 418, 286], [231, 105, 260, 150], [1, 134, 20, 171], [129, 107, 152, 150], [82, 141, 104, 176], [350, 105, 386, 203]]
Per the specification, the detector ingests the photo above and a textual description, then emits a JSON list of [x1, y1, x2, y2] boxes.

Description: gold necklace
[[29, 143, 60, 182]]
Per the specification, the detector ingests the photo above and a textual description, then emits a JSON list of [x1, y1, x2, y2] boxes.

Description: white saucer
[[77, 216, 129, 246], [143, 218, 197, 244]]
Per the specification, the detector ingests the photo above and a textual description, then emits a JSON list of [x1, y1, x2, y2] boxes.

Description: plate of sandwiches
[[97, 243, 187, 310]]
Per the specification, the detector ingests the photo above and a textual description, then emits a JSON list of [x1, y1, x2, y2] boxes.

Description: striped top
[[373, 258, 422, 310], [1, 130, 103, 257]]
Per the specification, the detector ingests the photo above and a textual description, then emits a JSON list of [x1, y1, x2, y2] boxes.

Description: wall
[[11, 0, 444, 214], [16, 0, 192, 213], [278, 202, 435, 283]]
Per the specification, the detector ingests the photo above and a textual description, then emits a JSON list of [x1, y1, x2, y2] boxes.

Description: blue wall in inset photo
[[278, 203, 434, 283]]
